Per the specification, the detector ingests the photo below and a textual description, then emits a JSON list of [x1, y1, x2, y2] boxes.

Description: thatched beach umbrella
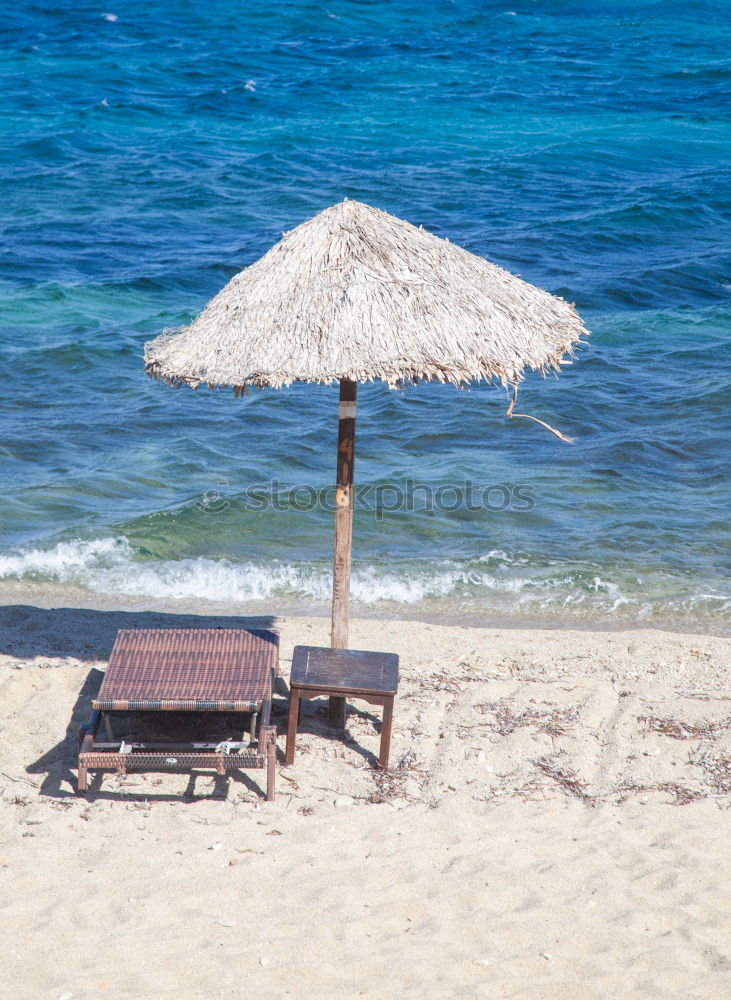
[[145, 200, 587, 720]]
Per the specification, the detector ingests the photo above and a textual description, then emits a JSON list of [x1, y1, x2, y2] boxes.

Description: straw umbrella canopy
[[145, 200, 587, 708]]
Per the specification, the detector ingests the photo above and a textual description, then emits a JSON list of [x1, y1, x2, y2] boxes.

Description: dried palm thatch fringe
[[145, 200, 588, 437]]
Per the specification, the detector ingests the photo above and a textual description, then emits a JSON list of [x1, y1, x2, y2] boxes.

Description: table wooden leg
[[266, 738, 276, 801], [285, 687, 300, 765], [379, 696, 394, 769], [328, 695, 346, 729]]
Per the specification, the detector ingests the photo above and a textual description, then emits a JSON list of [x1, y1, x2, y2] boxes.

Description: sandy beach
[[4, 3, 730, 999], [1, 604, 729, 999]]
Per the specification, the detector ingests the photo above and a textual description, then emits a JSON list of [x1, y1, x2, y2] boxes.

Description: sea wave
[[0, 537, 727, 630], [0, 537, 480, 605]]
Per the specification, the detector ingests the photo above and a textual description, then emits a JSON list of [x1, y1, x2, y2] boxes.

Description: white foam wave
[[0, 537, 727, 623], [0, 538, 325, 603], [0, 537, 465, 605], [0, 537, 548, 606]]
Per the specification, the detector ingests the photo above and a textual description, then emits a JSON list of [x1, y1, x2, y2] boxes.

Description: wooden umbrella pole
[[329, 378, 357, 727]]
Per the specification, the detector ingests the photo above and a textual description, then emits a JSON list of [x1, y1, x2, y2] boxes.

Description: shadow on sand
[[0, 604, 277, 661], [5, 605, 279, 802], [6, 604, 380, 798]]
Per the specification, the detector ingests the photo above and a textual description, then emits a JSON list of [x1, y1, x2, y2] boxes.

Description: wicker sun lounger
[[77, 628, 278, 800]]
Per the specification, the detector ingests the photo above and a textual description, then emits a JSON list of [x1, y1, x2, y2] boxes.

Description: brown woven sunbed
[[77, 628, 278, 800]]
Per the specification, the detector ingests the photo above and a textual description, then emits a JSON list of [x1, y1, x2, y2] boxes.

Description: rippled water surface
[[1, 1, 729, 630]]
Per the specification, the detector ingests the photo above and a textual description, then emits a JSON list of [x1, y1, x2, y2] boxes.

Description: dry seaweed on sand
[[367, 749, 422, 804], [531, 756, 596, 806], [638, 715, 731, 741], [611, 780, 709, 807], [689, 747, 731, 795], [656, 783, 709, 806], [470, 699, 579, 738]]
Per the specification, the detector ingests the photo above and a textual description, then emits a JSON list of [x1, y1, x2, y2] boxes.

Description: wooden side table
[[285, 645, 399, 769]]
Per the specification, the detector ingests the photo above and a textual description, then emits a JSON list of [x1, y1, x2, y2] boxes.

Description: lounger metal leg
[[77, 709, 101, 794]]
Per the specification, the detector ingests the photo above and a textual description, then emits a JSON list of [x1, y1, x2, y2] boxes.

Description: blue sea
[[1, 1, 729, 632]]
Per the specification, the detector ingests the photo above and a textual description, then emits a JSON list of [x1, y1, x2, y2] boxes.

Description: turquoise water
[[1, 1, 729, 630]]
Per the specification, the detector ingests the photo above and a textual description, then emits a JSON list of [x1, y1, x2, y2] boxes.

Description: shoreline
[[1, 581, 728, 638]]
